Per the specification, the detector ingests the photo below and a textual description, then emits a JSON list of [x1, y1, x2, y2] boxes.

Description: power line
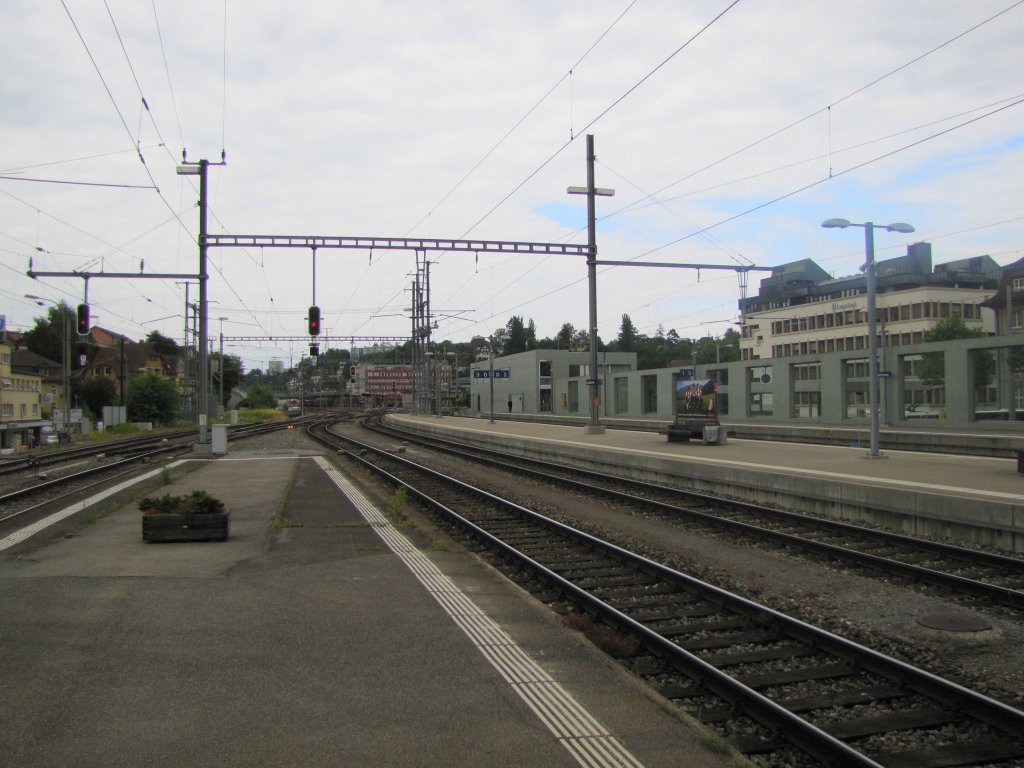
[[451, 0, 743, 246], [403, 0, 638, 238], [636, 94, 1024, 260], [629, 0, 1024, 206], [445, 95, 1024, 340], [150, 0, 187, 152], [0, 176, 155, 190]]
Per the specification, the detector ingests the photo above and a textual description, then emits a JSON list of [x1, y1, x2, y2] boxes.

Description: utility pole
[[177, 153, 226, 445], [568, 134, 615, 434]]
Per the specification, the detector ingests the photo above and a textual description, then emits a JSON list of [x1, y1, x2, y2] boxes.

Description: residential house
[[79, 327, 179, 400], [0, 340, 45, 451], [11, 347, 65, 419]]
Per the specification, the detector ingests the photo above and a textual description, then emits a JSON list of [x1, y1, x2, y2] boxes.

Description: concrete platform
[[387, 414, 1024, 554], [0, 447, 739, 767]]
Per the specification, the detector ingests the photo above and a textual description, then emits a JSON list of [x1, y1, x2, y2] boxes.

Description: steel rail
[[311, 422, 1024, 765], [368, 417, 1024, 608]]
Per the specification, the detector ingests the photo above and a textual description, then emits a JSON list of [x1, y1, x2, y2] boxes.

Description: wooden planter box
[[142, 512, 229, 543]]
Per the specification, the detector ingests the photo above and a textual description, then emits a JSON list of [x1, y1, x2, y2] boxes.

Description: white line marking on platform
[[0, 460, 188, 552], [313, 456, 645, 768]]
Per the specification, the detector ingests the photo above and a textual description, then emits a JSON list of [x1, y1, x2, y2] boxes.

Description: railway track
[[310, 420, 1024, 767], [365, 417, 1024, 614], [0, 418, 310, 525]]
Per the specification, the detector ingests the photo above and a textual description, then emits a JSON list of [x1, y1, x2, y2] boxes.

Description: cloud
[[1, 0, 1022, 368]]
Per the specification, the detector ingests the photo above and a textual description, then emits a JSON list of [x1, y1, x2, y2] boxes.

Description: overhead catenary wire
[[621, 0, 1024, 207], [440, 5, 1024, 340], [402, 0, 638, 239], [449, 0, 743, 249]]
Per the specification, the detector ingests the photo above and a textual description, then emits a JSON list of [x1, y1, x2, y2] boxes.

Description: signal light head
[[76, 304, 90, 335], [308, 305, 321, 336]]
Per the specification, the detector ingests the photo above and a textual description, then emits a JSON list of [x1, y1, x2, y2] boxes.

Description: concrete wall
[[474, 335, 1024, 433], [389, 416, 1024, 553]]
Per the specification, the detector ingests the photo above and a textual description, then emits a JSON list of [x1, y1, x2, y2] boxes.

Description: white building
[[740, 244, 999, 360]]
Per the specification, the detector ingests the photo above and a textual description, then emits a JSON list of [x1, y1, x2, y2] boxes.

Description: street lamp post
[[821, 218, 915, 458]]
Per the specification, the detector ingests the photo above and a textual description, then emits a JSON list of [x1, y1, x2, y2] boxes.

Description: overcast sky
[[2, 0, 1022, 370]]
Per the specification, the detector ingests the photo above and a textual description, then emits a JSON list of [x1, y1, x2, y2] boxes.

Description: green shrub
[[138, 490, 226, 515]]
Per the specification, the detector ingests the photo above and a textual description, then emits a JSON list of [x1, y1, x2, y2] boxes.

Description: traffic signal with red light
[[308, 306, 320, 336], [76, 304, 90, 335]]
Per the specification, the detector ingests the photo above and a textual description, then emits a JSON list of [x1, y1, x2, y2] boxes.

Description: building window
[[792, 362, 821, 381], [793, 391, 820, 418], [749, 392, 773, 416], [706, 367, 729, 385], [1013, 310, 1023, 330], [640, 375, 657, 414], [614, 377, 628, 414], [1014, 277, 1024, 292]]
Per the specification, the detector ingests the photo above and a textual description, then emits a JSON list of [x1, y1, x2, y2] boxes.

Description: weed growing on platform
[[391, 488, 407, 517], [159, 466, 172, 485], [270, 463, 300, 532]]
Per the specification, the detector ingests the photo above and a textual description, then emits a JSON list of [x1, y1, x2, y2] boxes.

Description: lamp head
[[821, 218, 852, 229], [886, 223, 915, 234]]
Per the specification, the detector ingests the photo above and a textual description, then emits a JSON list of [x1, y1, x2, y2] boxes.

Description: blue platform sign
[[474, 368, 509, 379]]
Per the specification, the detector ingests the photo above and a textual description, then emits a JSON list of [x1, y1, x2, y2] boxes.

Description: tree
[[617, 314, 638, 352], [23, 303, 74, 363], [526, 318, 538, 350], [242, 383, 277, 409], [923, 315, 986, 343], [505, 316, 528, 354], [919, 314, 991, 391], [555, 323, 575, 349], [78, 376, 117, 418], [695, 328, 741, 364], [145, 330, 180, 356], [211, 353, 244, 405], [125, 372, 180, 425]]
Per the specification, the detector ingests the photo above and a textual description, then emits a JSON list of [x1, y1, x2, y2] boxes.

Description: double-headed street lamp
[[821, 218, 915, 458]]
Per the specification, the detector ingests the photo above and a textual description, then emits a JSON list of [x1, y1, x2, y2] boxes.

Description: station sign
[[473, 369, 510, 379]]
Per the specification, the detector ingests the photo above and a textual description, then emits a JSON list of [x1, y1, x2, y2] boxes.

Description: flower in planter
[[138, 490, 227, 516]]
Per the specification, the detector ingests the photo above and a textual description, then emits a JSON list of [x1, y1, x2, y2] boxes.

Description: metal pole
[[585, 134, 604, 434], [489, 335, 495, 424], [198, 158, 209, 443], [218, 319, 225, 417], [864, 223, 880, 458], [62, 306, 70, 441]]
